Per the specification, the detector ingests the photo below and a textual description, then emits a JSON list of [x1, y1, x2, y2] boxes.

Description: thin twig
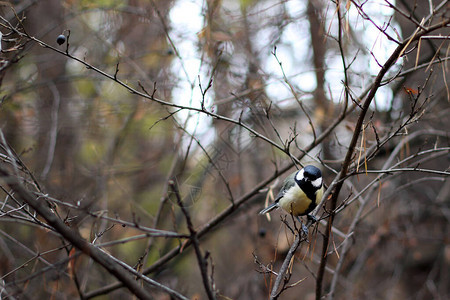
[[0, 166, 153, 300], [169, 180, 216, 300], [269, 231, 306, 299]]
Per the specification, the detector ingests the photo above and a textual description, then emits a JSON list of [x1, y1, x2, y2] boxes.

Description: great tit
[[259, 165, 324, 229]]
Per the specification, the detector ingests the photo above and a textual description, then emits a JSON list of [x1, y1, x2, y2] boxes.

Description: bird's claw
[[307, 214, 317, 223], [296, 216, 313, 236], [301, 223, 309, 235]]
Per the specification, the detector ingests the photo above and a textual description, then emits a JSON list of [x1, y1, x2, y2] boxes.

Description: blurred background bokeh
[[0, 0, 448, 299]]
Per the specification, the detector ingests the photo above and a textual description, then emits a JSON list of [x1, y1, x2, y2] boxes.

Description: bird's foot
[[307, 214, 317, 223], [295, 216, 309, 235], [301, 223, 309, 235]]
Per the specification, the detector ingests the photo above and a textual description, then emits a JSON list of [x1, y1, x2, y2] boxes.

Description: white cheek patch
[[311, 177, 322, 188], [295, 169, 304, 181]]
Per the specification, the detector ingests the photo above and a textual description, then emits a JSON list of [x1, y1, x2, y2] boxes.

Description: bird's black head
[[303, 165, 322, 181], [295, 165, 323, 189]]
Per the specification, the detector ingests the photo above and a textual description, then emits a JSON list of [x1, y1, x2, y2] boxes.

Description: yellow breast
[[278, 185, 312, 216]]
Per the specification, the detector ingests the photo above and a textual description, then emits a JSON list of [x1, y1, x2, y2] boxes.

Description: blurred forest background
[[0, 0, 449, 299]]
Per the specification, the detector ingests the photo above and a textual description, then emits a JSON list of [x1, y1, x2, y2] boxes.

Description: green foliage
[[80, 0, 126, 9], [74, 79, 97, 98], [240, 0, 257, 9], [78, 138, 107, 165]]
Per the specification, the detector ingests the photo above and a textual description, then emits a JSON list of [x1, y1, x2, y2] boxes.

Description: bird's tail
[[259, 202, 279, 215]]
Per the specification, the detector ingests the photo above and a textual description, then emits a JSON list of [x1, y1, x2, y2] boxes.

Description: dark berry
[[56, 34, 66, 45], [258, 228, 267, 238]]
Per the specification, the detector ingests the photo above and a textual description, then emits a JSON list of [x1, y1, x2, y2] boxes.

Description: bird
[[259, 165, 324, 233]]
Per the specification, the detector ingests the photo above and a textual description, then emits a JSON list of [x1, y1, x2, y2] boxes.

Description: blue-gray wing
[[259, 171, 298, 215], [274, 171, 298, 201]]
